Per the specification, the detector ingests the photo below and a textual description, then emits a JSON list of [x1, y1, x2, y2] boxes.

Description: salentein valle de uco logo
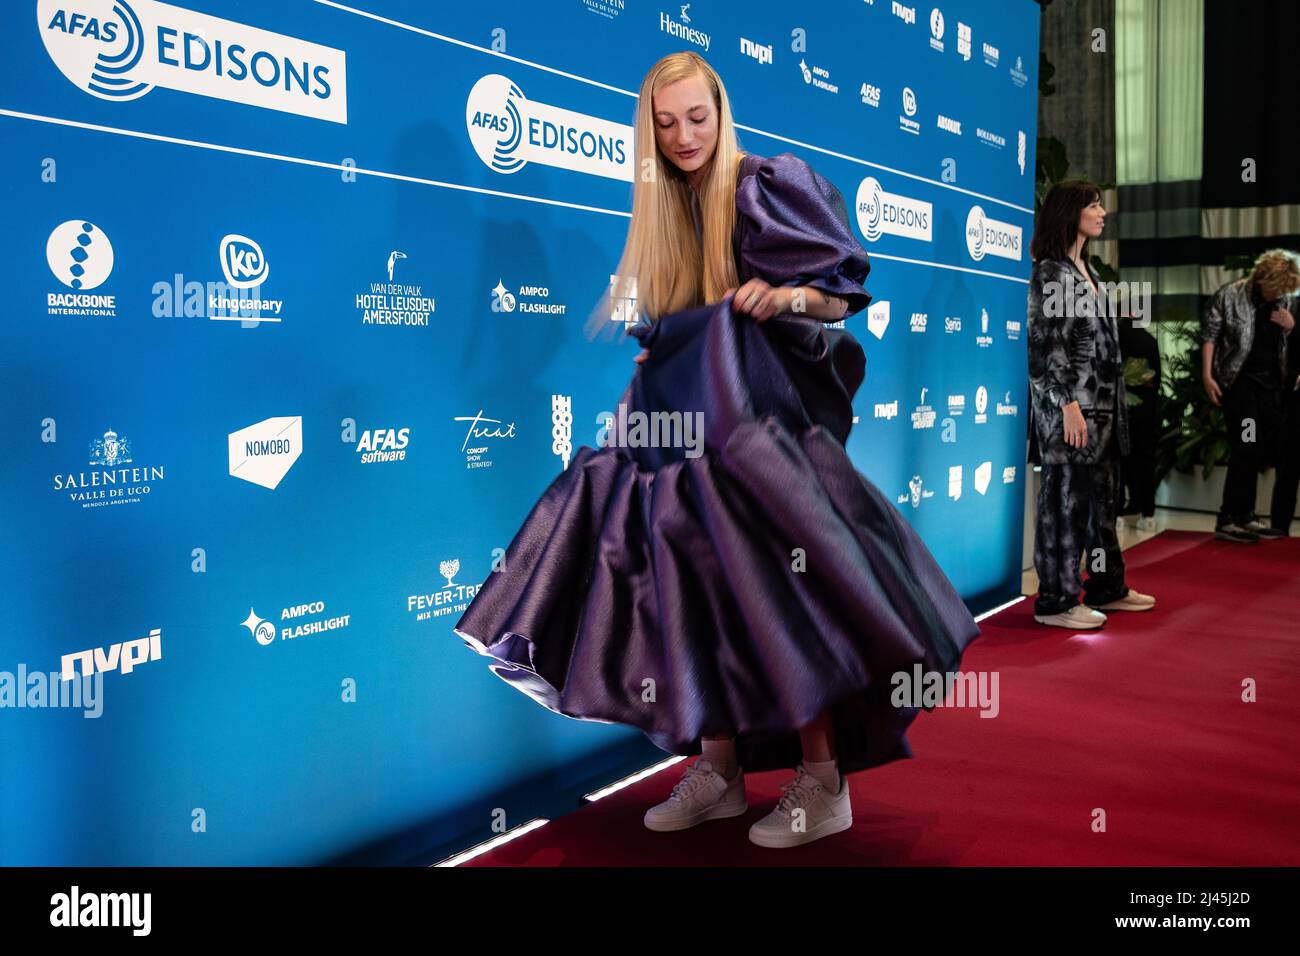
[[407, 558, 483, 623], [38, 0, 348, 123], [241, 600, 351, 646], [354, 251, 435, 328], [965, 205, 1022, 262], [54, 427, 165, 509], [228, 416, 302, 489], [45, 219, 116, 317], [466, 74, 632, 181]]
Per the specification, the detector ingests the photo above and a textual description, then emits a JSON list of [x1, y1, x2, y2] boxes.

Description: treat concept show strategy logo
[[38, 0, 348, 123]]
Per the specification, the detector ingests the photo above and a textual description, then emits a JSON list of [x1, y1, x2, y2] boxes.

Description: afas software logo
[[37, 0, 348, 122]]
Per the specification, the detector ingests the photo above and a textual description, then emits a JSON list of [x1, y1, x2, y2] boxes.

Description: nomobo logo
[[228, 416, 302, 489], [38, 0, 348, 123]]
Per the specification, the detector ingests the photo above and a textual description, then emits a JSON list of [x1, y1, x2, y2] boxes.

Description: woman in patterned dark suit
[[1026, 181, 1157, 628]]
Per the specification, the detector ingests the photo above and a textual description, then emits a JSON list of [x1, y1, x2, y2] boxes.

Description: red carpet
[[465, 531, 1300, 866]]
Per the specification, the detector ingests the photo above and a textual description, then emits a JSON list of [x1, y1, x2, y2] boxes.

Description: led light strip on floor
[[433, 818, 550, 867], [583, 755, 688, 803]]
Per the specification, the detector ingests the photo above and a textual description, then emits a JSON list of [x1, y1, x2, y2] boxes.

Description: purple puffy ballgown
[[454, 152, 980, 774]]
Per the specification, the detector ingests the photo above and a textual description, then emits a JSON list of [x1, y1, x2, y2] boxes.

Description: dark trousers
[[1121, 406, 1158, 517], [1034, 457, 1129, 615], [1122, 449, 1157, 516], [1270, 386, 1300, 532], [1219, 375, 1283, 525]]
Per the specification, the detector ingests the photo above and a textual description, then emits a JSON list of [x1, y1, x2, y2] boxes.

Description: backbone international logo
[[466, 74, 633, 180], [46, 219, 113, 289], [45, 219, 118, 317], [37, 0, 348, 123]]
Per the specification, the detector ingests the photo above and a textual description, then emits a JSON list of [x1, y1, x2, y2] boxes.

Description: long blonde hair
[[586, 52, 745, 340]]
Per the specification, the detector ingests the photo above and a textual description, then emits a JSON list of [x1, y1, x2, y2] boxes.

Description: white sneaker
[[1034, 604, 1107, 629], [643, 758, 747, 832], [747, 765, 852, 848], [1244, 520, 1286, 540], [1136, 516, 1157, 532], [1089, 588, 1156, 612]]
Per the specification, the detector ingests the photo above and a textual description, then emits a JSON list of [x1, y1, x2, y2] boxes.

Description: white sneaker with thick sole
[[748, 765, 852, 848], [1089, 588, 1156, 612], [1034, 604, 1107, 629], [643, 758, 747, 832], [1245, 520, 1286, 540]]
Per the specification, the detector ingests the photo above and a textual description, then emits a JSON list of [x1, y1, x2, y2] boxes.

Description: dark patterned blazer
[[1201, 276, 1300, 391], [1027, 257, 1131, 465]]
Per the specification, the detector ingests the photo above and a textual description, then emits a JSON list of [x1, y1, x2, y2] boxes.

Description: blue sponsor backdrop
[[0, 0, 1038, 864]]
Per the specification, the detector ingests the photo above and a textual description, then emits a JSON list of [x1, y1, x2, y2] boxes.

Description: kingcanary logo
[[38, 0, 348, 122]]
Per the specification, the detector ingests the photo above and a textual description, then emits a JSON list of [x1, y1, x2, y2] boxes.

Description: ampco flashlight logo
[[37, 0, 348, 123], [466, 74, 633, 180]]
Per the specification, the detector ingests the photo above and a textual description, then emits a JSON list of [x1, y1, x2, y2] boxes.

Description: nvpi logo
[[220, 234, 269, 288]]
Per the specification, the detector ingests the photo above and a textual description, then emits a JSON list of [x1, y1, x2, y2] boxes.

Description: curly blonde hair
[[1250, 248, 1300, 301]]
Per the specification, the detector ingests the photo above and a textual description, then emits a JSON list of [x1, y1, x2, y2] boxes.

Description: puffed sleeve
[[735, 152, 872, 316]]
